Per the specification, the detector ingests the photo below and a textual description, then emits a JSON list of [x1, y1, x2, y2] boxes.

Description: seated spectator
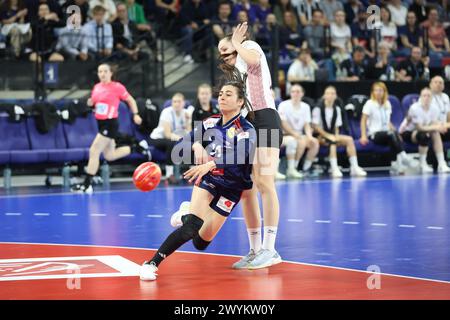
[[344, 0, 362, 26], [28, 3, 64, 62], [82, 5, 113, 60], [231, 0, 257, 24], [399, 87, 450, 173], [0, 0, 31, 59], [367, 41, 396, 80], [112, 3, 149, 61], [212, 0, 234, 41], [430, 75, 450, 144], [397, 11, 424, 57], [280, 10, 304, 58], [191, 83, 219, 127], [150, 92, 192, 182], [287, 48, 318, 90], [409, 0, 428, 24], [277, 84, 320, 179], [55, 13, 89, 61], [395, 46, 430, 81], [359, 82, 416, 174], [302, 9, 325, 59], [330, 10, 352, 65], [373, 6, 398, 51], [351, 10, 375, 58], [387, 0, 408, 27], [319, 0, 343, 25], [25, 0, 62, 21], [273, 0, 298, 26], [296, 0, 321, 27], [421, 7, 450, 59], [62, 0, 90, 25], [154, 0, 178, 35], [338, 46, 368, 81], [254, 0, 272, 24], [312, 86, 367, 177], [89, 0, 116, 23], [254, 13, 279, 49]]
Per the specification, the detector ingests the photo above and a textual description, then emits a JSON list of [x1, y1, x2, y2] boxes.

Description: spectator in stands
[[154, 0, 178, 35], [430, 75, 450, 144], [351, 10, 375, 58], [112, 3, 149, 61], [231, 0, 257, 24], [273, 0, 298, 26], [409, 0, 428, 24], [422, 7, 450, 59], [319, 0, 343, 25], [150, 92, 192, 182], [178, 0, 212, 63], [280, 10, 304, 58], [338, 46, 368, 81], [397, 11, 424, 57], [0, 0, 31, 58], [374, 6, 398, 51], [296, 0, 321, 27], [344, 0, 362, 26], [62, 0, 89, 25], [312, 86, 367, 177], [359, 82, 416, 174], [236, 9, 249, 24], [254, 12, 278, 49], [25, 0, 62, 21], [399, 87, 450, 173], [55, 13, 89, 61], [395, 46, 430, 81], [82, 5, 113, 60], [254, 0, 272, 24], [212, 0, 233, 41], [277, 84, 319, 179], [302, 9, 325, 59], [330, 10, 352, 65], [28, 3, 64, 62], [367, 41, 396, 80], [89, 0, 116, 22], [191, 83, 219, 128], [387, 0, 408, 27], [287, 48, 318, 90]]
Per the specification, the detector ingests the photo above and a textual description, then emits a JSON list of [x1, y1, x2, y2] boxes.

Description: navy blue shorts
[[197, 179, 242, 217]]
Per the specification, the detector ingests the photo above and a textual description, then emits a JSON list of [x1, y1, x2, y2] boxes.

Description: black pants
[[370, 131, 404, 160], [149, 138, 177, 164]]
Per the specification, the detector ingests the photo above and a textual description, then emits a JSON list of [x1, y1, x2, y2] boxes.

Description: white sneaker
[[140, 262, 158, 281], [170, 201, 190, 227], [350, 166, 367, 177], [401, 155, 418, 168], [276, 172, 286, 180], [420, 164, 434, 174], [286, 168, 303, 179], [70, 184, 93, 194], [232, 250, 257, 269], [247, 249, 282, 270], [390, 161, 406, 175], [183, 54, 193, 63], [437, 164, 450, 173], [330, 167, 343, 178]]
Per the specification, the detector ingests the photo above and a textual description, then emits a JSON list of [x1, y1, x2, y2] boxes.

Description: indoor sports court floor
[[0, 174, 449, 299]]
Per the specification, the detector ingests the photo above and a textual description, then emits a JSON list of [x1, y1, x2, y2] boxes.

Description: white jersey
[[235, 40, 276, 111], [312, 106, 343, 131], [431, 92, 450, 123], [362, 99, 392, 136], [278, 100, 311, 134], [400, 101, 440, 133], [150, 107, 190, 139]]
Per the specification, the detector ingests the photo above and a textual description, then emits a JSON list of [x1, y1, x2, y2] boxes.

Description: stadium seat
[[62, 112, 98, 160], [401, 94, 419, 114], [388, 95, 404, 129]]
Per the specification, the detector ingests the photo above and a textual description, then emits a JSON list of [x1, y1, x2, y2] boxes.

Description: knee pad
[[285, 138, 298, 156], [193, 234, 211, 251], [178, 214, 204, 241], [416, 132, 430, 146]]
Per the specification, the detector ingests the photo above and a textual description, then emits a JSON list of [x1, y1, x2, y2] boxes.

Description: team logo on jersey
[[227, 127, 236, 139], [217, 196, 235, 213], [237, 132, 249, 141]]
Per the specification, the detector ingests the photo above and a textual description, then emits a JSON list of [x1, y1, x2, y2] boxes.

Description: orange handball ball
[[133, 162, 162, 192]]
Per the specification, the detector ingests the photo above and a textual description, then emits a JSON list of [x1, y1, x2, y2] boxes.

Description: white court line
[[62, 213, 78, 217], [427, 226, 444, 230], [4, 213, 22, 216], [288, 219, 303, 222], [398, 224, 416, 228], [231, 217, 245, 220], [315, 220, 331, 224], [146, 215, 163, 218], [343, 221, 359, 225], [371, 223, 387, 227], [118, 214, 135, 217], [90, 214, 106, 217], [33, 213, 50, 216]]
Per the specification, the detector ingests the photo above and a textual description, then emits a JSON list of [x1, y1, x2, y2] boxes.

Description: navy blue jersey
[[178, 112, 256, 191]]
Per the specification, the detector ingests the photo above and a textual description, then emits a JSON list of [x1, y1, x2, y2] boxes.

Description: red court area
[[0, 243, 449, 300]]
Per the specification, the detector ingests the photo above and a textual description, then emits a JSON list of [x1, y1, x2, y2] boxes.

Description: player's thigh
[[336, 134, 353, 146], [198, 209, 227, 241], [90, 134, 112, 153], [189, 186, 214, 221]]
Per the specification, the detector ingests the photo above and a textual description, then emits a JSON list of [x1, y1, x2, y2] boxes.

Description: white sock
[[262, 226, 277, 251], [247, 228, 261, 253], [329, 158, 338, 170], [436, 152, 446, 167], [419, 154, 427, 166], [303, 159, 313, 171], [165, 165, 174, 177], [349, 156, 359, 168], [400, 151, 408, 160], [287, 159, 296, 171]]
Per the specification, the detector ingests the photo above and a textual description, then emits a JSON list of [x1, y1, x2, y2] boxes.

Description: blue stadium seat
[[389, 95, 404, 129], [62, 112, 98, 160], [401, 94, 419, 114], [347, 117, 390, 153]]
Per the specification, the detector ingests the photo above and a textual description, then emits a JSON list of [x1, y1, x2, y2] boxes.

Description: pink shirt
[[90, 81, 130, 120]]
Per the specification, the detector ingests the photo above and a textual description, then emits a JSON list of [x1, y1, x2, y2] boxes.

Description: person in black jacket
[[191, 83, 220, 128]]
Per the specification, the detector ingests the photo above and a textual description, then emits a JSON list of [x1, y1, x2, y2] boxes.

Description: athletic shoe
[[183, 54, 194, 63], [390, 161, 405, 175], [437, 164, 450, 174], [420, 164, 434, 174], [330, 167, 343, 178], [303, 168, 321, 178], [247, 249, 282, 270], [170, 201, 190, 227], [286, 168, 303, 179], [275, 172, 286, 180], [401, 155, 418, 168], [70, 184, 93, 194], [140, 261, 158, 281], [232, 249, 257, 269], [350, 166, 367, 177]]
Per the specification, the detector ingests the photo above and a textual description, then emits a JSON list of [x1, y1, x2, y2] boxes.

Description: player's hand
[[133, 114, 142, 125], [183, 161, 216, 185], [192, 142, 210, 165], [232, 22, 248, 45], [87, 98, 93, 107], [359, 136, 369, 146]]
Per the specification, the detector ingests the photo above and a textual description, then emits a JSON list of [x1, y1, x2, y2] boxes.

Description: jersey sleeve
[[362, 101, 372, 116], [278, 103, 287, 121], [336, 107, 343, 128], [305, 104, 312, 123], [311, 107, 320, 125], [116, 82, 130, 101]]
